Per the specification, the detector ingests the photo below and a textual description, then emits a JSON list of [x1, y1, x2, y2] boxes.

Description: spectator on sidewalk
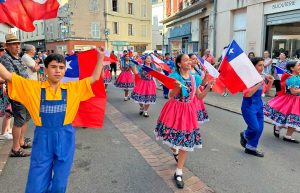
[[273, 52, 288, 95], [0, 43, 12, 140], [21, 44, 40, 80], [263, 51, 272, 75], [248, 52, 255, 59], [202, 49, 215, 66], [110, 50, 118, 80], [0, 34, 31, 157]]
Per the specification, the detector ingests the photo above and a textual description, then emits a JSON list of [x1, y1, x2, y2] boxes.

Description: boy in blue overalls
[[240, 57, 274, 157], [0, 48, 104, 193]]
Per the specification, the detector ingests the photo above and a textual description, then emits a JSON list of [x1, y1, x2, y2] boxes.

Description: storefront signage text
[[264, 0, 300, 14]]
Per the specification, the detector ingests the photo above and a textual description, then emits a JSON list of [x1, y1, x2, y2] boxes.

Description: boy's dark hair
[[165, 53, 170, 56], [286, 61, 299, 73], [44, 54, 66, 68], [250, 57, 264, 66]]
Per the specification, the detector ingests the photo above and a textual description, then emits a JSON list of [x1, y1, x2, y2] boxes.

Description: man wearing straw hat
[[0, 33, 31, 157]]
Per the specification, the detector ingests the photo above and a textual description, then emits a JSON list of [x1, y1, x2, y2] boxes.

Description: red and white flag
[[0, 0, 59, 32], [219, 40, 263, 94], [150, 54, 172, 73]]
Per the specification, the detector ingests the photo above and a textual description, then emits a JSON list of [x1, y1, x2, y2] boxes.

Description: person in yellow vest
[[0, 48, 104, 193]]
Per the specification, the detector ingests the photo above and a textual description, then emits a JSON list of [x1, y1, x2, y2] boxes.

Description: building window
[[35, 24, 38, 36], [89, 0, 99, 12], [49, 24, 54, 40], [41, 22, 44, 35], [233, 9, 246, 51], [141, 3, 146, 17], [113, 22, 119, 34], [112, 0, 118, 12], [201, 17, 209, 55], [128, 24, 133, 36], [128, 2, 133, 15], [91, 23, 100, 38]]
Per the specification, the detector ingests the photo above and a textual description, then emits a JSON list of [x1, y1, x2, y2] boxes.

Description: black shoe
[[10, 148, 31, 157], [273, 126, 280, 138], [174, 173, 184, 189], [245, 148, 264, 157], [173, 153, 178, 163], [139, 109, 144, 115], [283, 137, 300, 144], [164, 96, 169, 99], [240, 132, 247, 148]]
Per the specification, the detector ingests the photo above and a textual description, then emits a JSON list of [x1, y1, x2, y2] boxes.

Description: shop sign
[[112, 41, 129, 46], [169, 22, 191, 38], [264, 0, 300, 14]]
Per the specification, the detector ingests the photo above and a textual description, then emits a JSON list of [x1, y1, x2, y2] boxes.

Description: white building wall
[[152, 2, 164, 50], [0, 24, 11, 43]]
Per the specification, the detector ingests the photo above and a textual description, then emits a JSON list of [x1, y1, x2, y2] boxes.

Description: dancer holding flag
[[155, 54, 214, 189], [189, 53, 209, 123], [114, 54, 135, 101], [130, 55, 158, 117], [264, 61, 300, 143], [240, 57, 274, 157], [0, 48, 105, 193]]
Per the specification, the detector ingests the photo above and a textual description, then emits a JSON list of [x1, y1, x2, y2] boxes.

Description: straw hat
[[5, 33, 21, 44]]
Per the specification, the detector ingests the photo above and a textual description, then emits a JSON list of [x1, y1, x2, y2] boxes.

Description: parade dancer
[[131, 55, 157, 117], [114, 54, 135, 101], [103, 63, 112, 90], [240, 57, 274, 157], [264, 61, 300, 143], [155, 54, 214, 189], [189, 53, 209, 123], [0, 48, 104, 193]]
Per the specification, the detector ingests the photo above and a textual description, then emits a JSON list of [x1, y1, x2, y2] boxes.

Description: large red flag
[[0, 0, 59, 32], [65, 49, 106, 128]]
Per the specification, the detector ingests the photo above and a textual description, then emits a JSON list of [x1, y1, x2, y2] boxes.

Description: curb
[[0, 140, 12, 176]]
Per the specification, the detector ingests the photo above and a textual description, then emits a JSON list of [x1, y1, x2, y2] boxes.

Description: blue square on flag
[[226, 40, 244, 62], [65, 54, 79, 78], [0, 0, 6, 2]]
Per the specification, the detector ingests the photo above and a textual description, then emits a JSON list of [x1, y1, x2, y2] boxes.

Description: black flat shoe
[[240, 132, 247, 148], [283, 137, 300, 144], [173, 153, 178, 163], [245, 148, 264, 157], [174, 173, 184, 189], [273, 126, 280, 138]]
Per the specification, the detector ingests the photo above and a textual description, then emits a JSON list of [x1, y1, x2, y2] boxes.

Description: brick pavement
[[106, 102, 215, 193]]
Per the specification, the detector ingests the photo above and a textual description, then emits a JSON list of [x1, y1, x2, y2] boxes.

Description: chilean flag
[[131, 58, 176, 89], [0, 0, 59, 32], [219, 40, 263, 94], [64, 49, 106, 128], [104, 50, 118, 63], [150, 54, 172, 73], [197, 55, 226, 94]]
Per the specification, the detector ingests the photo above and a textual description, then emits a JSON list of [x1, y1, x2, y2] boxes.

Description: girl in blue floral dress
[[131, 55, 157, 117], [154, 54, 214, 189], [264, 61, 300, 143]]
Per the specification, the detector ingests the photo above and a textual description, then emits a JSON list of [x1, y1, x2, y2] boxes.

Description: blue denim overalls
[[25, 88, 75, 193], [242, 86, 264, 150]]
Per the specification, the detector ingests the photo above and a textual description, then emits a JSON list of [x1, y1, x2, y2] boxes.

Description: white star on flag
[[66, 60, 73, 70], [229, 48, 234, 54]]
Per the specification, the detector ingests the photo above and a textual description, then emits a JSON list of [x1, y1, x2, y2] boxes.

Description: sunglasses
[[0, 49, 4, 52]]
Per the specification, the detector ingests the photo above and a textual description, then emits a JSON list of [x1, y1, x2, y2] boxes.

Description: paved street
[[0, 86, 300, 193]]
